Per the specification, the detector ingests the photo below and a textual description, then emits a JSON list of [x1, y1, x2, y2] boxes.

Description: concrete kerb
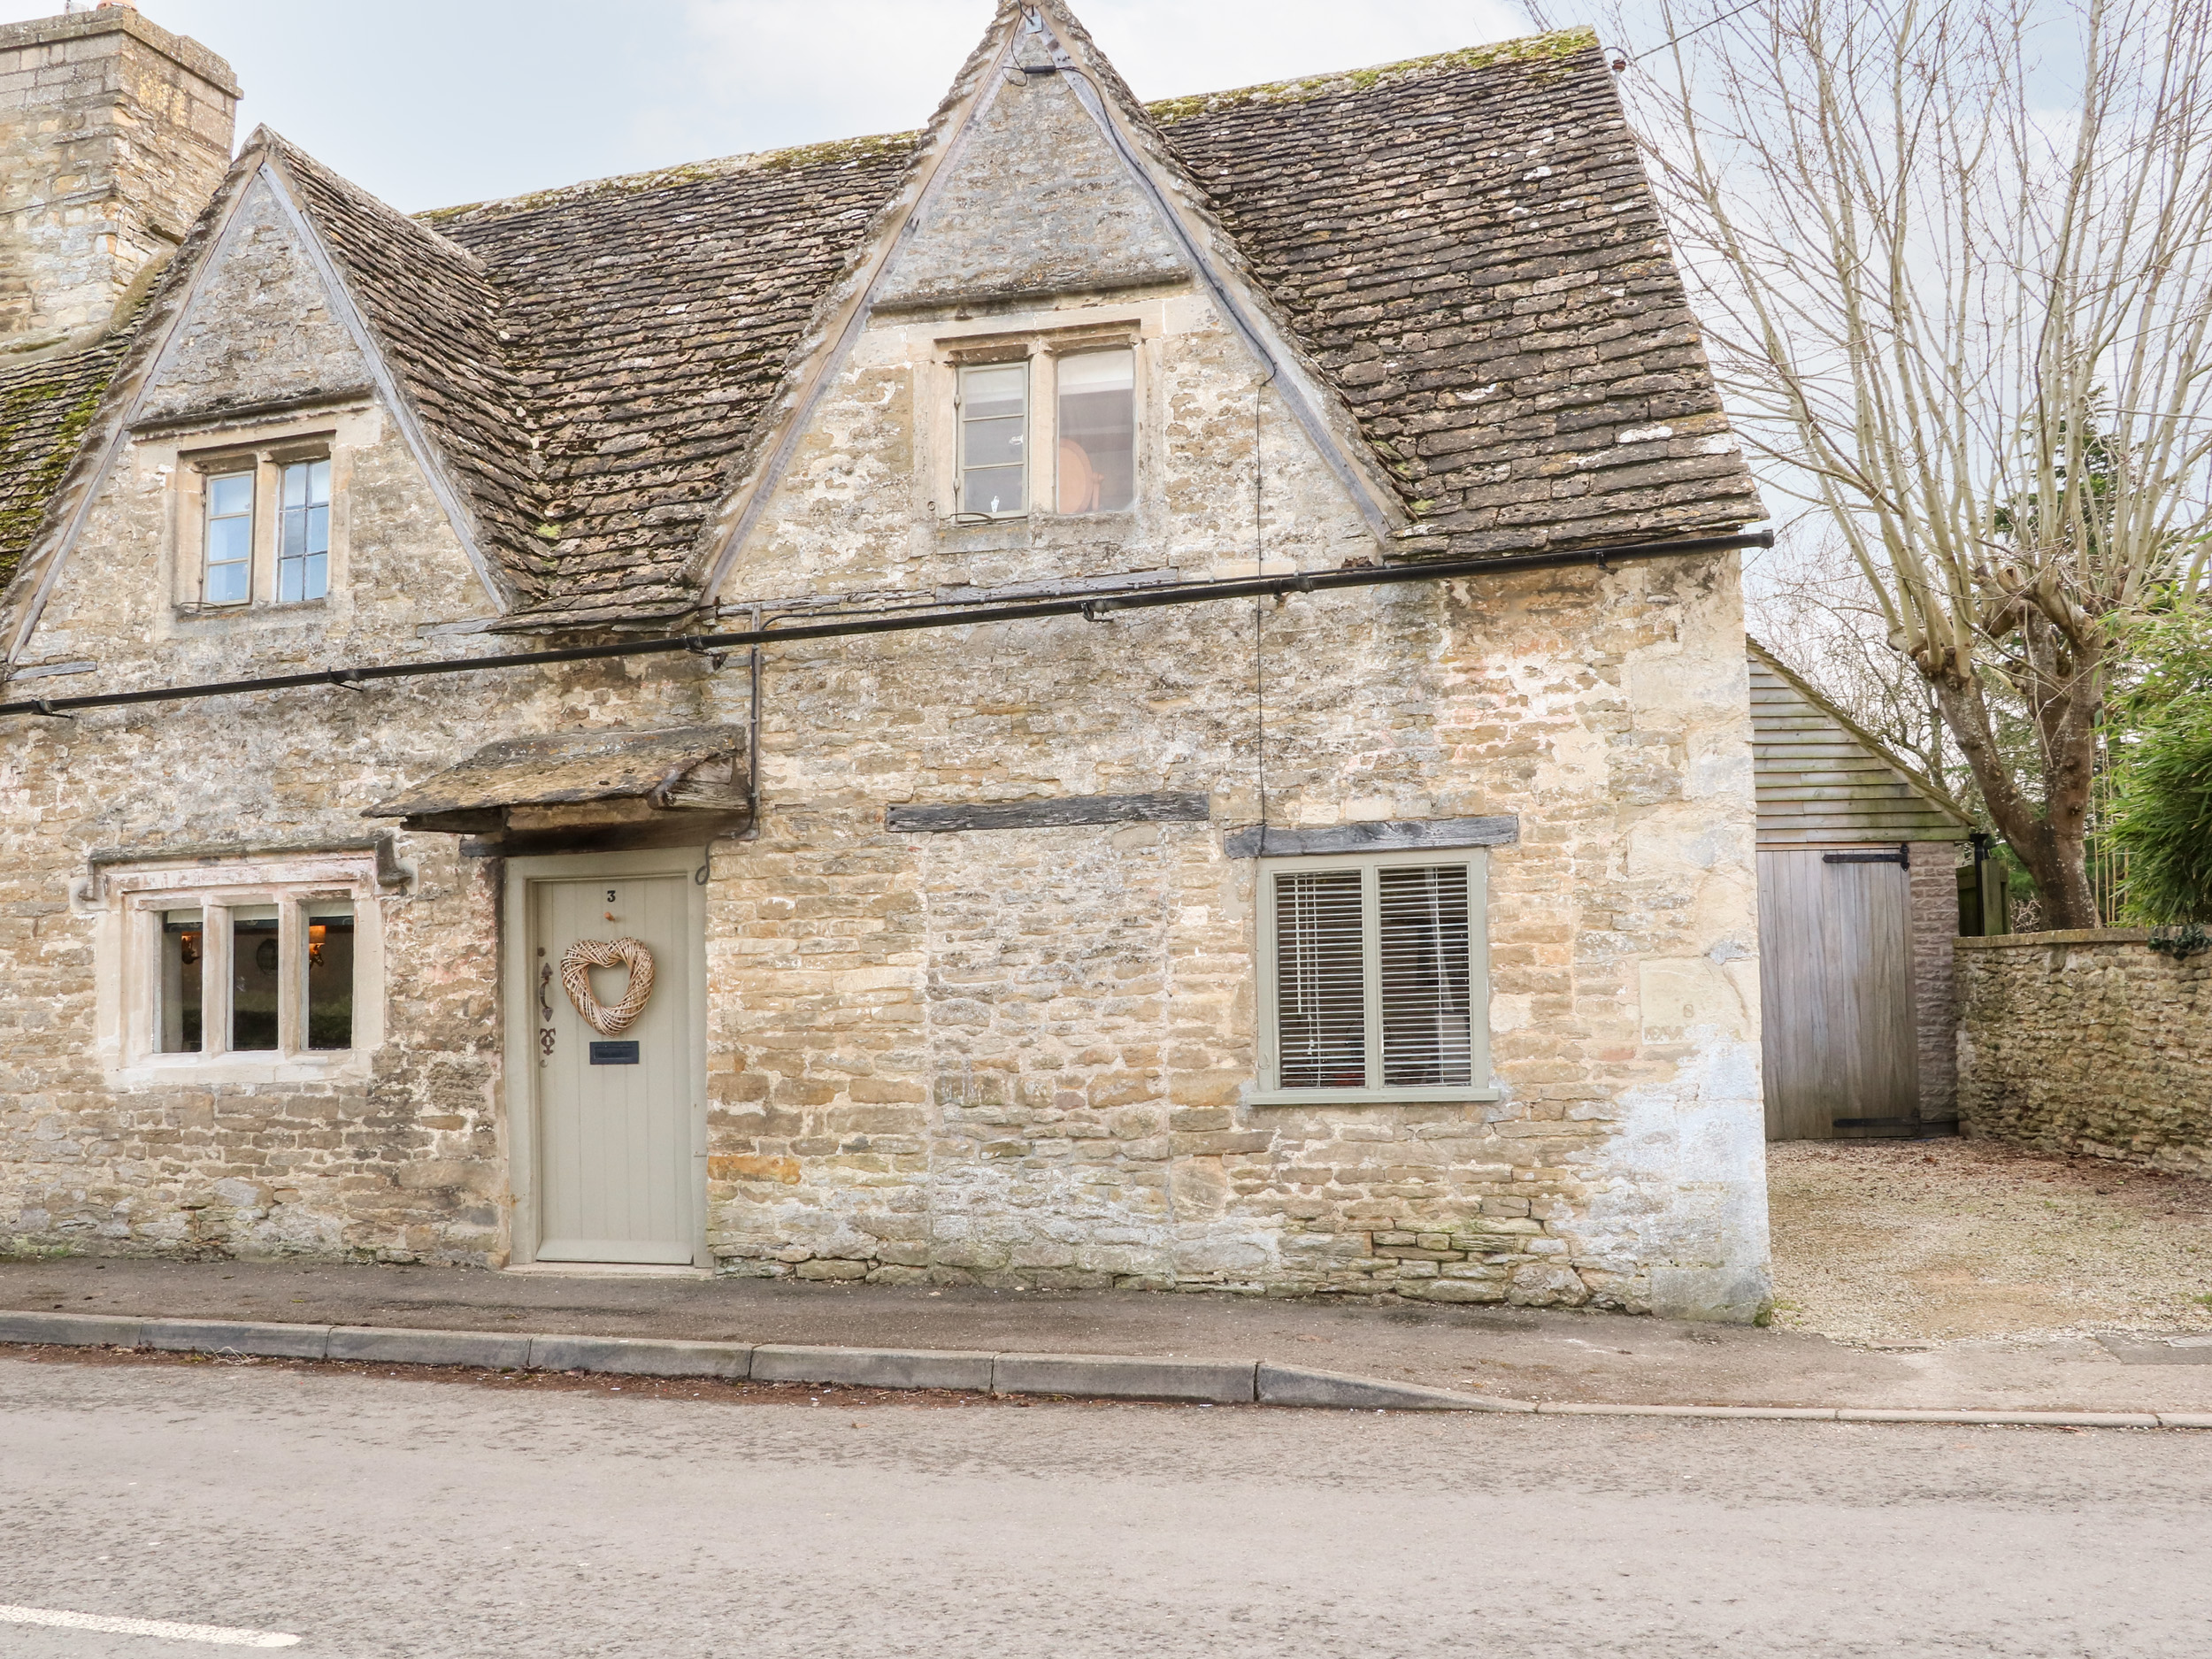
[[1, 1311, 2208, 1427]]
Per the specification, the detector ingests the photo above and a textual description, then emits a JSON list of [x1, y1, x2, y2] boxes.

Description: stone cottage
[[0, 3, 1774, 1318]]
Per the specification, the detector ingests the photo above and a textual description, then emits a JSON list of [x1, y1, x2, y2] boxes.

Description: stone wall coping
[[1956, 928, 2153, 950], [0, 9, 241, 97]]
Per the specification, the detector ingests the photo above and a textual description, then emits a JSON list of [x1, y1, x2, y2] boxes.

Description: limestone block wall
[[1957, 931, 2211, 1175], [703, 550, 1765, 1310], [0, 102, 1770, 1316], [0, 204, 713, 1262]]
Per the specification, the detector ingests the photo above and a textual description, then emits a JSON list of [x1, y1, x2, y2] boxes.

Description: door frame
[[502, 847, 711, 1267]]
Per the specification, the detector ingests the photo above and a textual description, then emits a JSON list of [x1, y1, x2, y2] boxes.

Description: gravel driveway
[[1767, 1138, 2212, 1344]]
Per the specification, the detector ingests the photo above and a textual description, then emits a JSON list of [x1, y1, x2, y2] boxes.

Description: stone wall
[[1957, 931, 2211, 1175], [0, 10, 237, 351], [0, 39, 1772, 1318], [1909, 841, 1962, 1121], [0, 171, 708, 1265], [696, 234, 1771, 1318]]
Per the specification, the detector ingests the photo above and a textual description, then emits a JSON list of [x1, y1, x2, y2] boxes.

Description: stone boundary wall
[[1909, 841, 1963, 1121], [1957, 930, 2211, 1175]]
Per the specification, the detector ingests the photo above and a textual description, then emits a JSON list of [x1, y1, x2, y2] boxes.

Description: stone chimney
[[0, 4, 238, 357]]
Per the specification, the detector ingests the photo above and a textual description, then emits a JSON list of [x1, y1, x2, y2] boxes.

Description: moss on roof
[[1145, 27, 1600, 126], [0, 346, 121, 594], [419, 130, 921, 227]]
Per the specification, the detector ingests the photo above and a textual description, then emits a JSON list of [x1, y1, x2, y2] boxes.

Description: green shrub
[[2108, 606, 2212, 924]]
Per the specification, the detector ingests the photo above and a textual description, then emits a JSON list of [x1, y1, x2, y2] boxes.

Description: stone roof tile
[[0, 27, 1760, 629], [262, 133, 553, 600], [427, 135, 919, 625], [1152, 35, 1763, 549], [0, 330, 133, 592]]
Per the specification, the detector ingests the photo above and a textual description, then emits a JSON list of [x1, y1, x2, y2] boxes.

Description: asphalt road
[[2, 1355, 2207, 1657]]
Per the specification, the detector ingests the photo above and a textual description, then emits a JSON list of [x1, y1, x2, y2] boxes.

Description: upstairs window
[[203, 471, 255, 606], [279, 458, 332, 603], [184, 442, 334, 612], [1056, 348, 1134, 513], [958, 363, 1027, 518], [1253, 850, 1491, 1103]]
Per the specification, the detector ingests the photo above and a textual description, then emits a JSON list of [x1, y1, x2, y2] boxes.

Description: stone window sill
[[174, 599, 330, 620], [113, 1051, 370, 1088], [1244, 1087, 1503, 1107]]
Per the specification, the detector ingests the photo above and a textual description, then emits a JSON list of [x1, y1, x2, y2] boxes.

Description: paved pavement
[[1, 1353, 2206, 1656], [5, 1256, 2211, 1413]]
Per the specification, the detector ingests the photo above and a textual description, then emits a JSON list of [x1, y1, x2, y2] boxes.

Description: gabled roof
[[1155, 35, 1764, 553], [1748, 638, 1973, 846], [261, 134, 550, 601], [427, 134, 920, 622], [0, 5, 1763, 641]]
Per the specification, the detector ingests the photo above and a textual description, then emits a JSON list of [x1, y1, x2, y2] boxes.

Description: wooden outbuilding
[[1748, 641, 1998, 1140]]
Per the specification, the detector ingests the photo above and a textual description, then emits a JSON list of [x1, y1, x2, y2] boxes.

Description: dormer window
[[202, 470, 255, 605], [279, 457, 332, 603], [957, 362, 1027, 518], [940, 328, 1146, 527], [180, 439, 336, 612], [1056, 348, 1133, 513]]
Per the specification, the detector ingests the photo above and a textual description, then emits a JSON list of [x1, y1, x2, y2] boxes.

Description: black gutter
[[1, 531, 1770, 720]]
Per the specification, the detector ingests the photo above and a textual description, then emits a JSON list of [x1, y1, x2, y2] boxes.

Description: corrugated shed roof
[[1749, 640, 1971, 845]]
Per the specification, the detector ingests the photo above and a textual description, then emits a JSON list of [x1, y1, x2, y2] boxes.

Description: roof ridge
[[249, 127, 489, 273], [252, 128, 553, 603], [411, 23, 1598, 227], [417, 130, 924, 228], [1145, 27, 1600, 125]]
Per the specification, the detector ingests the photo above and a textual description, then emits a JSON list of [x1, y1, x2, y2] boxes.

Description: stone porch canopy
[[1, 1, 1761, 654], [367, 725, 749, 856]]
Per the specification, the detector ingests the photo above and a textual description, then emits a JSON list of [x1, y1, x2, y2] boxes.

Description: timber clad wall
[[1959, 933, 2211, 1176], [1747, 644, 1965, 848], [1748, 640, 1970, 1126]]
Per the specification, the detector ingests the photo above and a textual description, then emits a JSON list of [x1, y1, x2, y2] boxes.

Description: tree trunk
[[1928, 661, 2102, 931]]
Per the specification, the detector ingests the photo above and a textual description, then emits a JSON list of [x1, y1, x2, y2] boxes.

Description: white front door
[[510, 852, 705, 1265]]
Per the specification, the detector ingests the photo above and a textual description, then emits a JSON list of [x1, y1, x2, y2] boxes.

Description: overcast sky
[[5, 2, 1542, 210]]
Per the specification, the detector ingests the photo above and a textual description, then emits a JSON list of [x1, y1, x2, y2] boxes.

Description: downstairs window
[[1254, 849, 1492, 1103]]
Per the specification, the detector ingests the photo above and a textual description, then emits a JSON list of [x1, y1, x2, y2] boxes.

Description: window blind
[[1266, 856, 1480, 1094], [1378, 864, 1473, 1087], [1274, 870, 1365, 1088]]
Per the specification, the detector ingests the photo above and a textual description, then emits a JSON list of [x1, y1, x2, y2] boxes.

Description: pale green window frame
[[1250, 847, 1497, 1105], [956, 360, 1029, 518]]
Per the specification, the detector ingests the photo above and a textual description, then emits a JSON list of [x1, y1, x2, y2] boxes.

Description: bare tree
[[1747, 531, 1958, 790], [1584, 0, 2212, 926]]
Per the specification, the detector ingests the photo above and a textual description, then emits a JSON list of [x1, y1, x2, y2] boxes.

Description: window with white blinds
[[1258, 851, 1489, 1101]]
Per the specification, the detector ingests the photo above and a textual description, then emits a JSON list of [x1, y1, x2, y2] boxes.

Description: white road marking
[[0, 1604, 300, 1647]]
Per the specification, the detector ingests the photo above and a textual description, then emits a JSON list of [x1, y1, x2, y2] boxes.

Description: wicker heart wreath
[[560, 937, 656, 1036]]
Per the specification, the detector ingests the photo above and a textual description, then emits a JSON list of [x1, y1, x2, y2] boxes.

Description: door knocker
[[560, 937, 656, 1035]]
